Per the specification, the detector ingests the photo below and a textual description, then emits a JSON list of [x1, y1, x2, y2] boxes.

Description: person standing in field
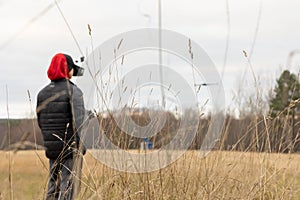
[[36, 53, 86, 200]]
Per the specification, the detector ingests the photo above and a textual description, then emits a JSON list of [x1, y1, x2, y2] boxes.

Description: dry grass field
[[0, 150, 300, 200]]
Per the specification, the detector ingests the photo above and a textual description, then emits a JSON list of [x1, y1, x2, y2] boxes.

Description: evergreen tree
[[270, 70, 300, 117], [269, 70, 300, 152]]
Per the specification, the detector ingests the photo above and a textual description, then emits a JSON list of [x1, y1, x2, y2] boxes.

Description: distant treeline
[[1, 109, 299, 153]]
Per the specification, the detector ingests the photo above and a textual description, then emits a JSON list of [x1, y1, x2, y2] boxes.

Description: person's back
[[37, 79, 82, 159], [36, 53, 85, 200]]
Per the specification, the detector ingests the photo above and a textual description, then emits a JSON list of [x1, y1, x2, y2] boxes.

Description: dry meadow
[[0, 150, 299, 199]]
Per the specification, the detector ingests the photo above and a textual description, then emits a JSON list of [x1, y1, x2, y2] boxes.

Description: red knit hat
[[47, 53, 70, 80]]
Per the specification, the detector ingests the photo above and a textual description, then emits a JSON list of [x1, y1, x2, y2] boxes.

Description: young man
[[36, 53, 86, 200]]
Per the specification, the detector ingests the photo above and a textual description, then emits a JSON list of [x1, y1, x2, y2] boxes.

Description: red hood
[[47, 53, 71, 80]]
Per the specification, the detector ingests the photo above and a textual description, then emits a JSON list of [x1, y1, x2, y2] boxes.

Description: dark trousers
[[46, 158, 75, 200]]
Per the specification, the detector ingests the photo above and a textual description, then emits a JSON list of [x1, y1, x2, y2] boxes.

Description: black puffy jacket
[[37, 79, 86, 159]]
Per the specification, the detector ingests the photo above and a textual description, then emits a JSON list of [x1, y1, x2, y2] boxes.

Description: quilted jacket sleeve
[[72, 85, 85, 134]]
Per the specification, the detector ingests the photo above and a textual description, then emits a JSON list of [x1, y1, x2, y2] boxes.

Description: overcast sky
[[1, 0, 300, 118]]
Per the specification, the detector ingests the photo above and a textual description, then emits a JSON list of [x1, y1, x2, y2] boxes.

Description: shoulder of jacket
[[70, 82, 83, 95], [38, 82, 53, 94]]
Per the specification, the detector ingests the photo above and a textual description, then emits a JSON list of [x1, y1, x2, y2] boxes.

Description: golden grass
[[0, 150, 299, 199]]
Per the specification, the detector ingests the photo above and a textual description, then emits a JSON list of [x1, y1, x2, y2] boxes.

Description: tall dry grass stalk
[[6, 85, 13, 200]]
